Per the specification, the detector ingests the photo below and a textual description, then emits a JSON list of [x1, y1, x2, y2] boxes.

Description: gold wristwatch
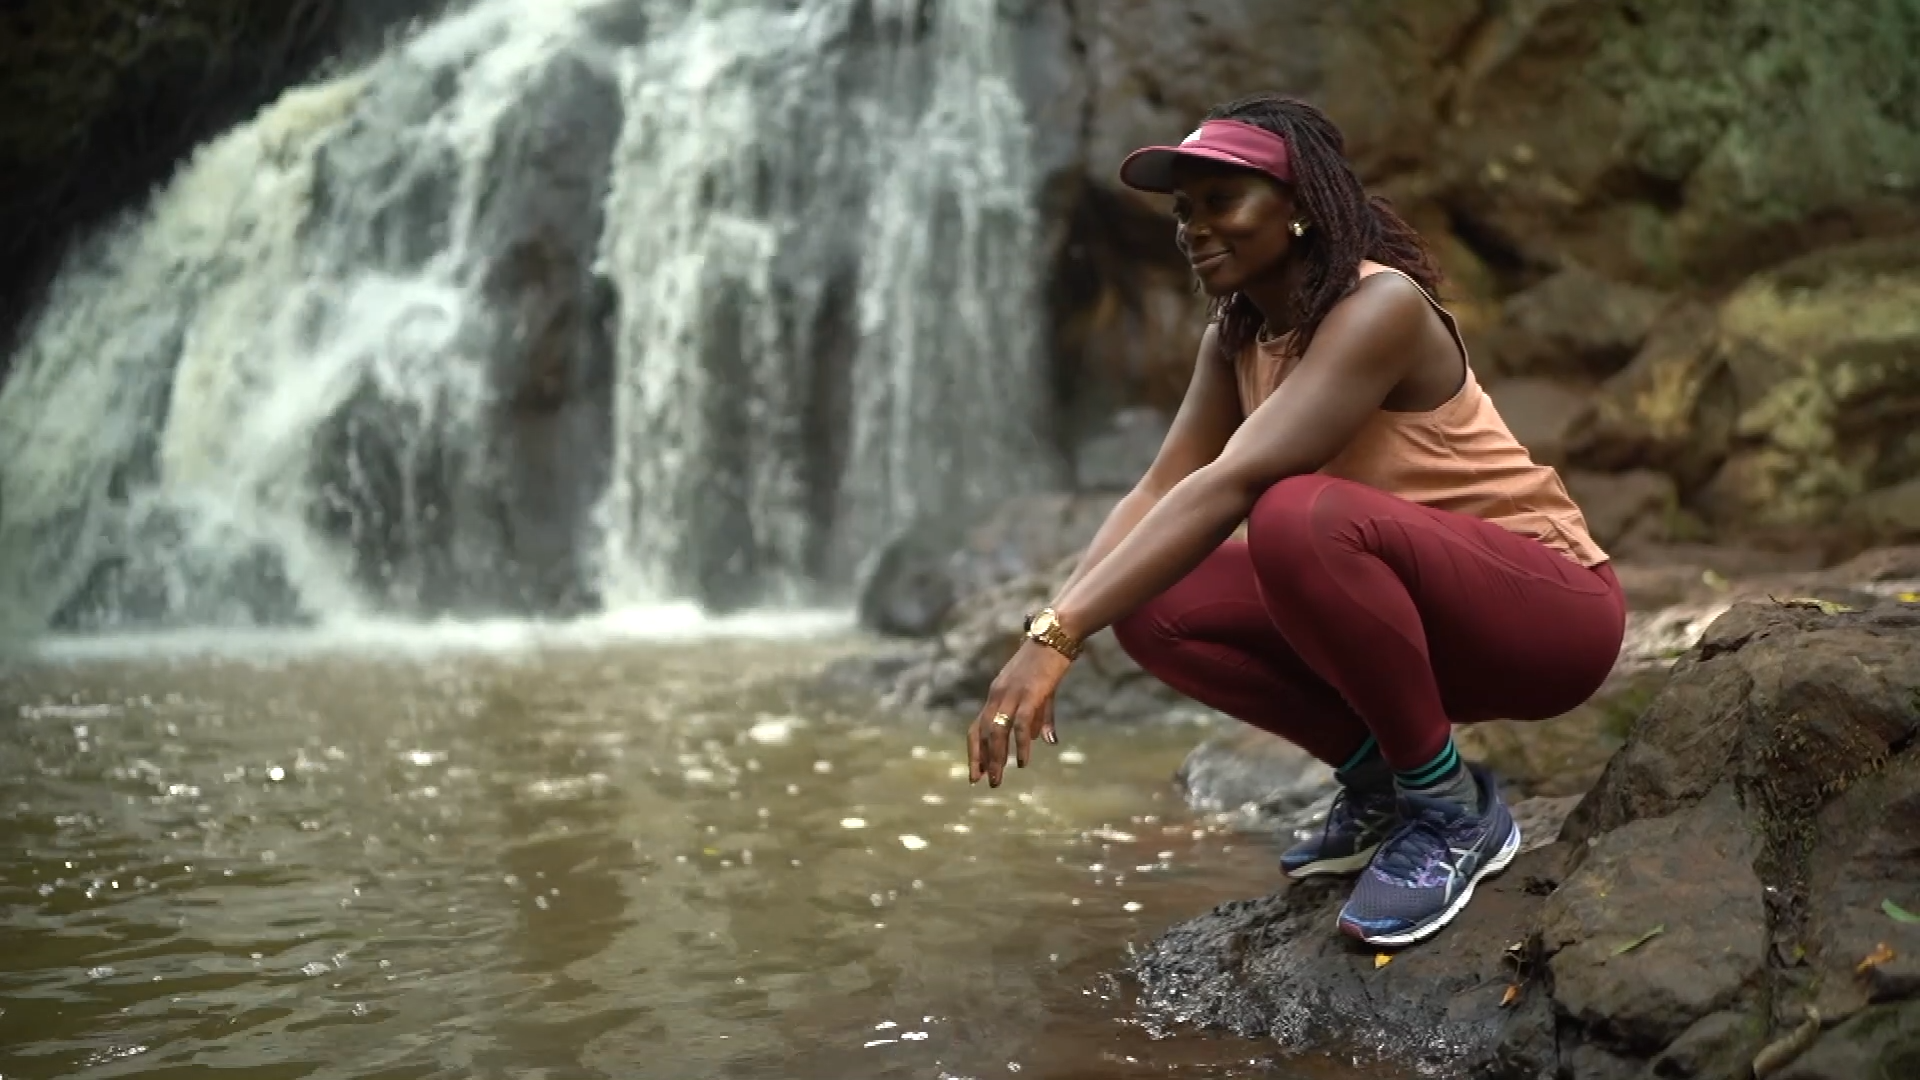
[[1023, 607, 1083, 660]]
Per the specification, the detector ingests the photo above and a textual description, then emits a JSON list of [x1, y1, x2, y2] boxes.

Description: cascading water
[[0, 0, 1057, 634]]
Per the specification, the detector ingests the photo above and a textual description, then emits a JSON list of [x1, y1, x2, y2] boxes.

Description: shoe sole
[[1283, 843, 1381, 880], [1338, 820, 1523, 947]]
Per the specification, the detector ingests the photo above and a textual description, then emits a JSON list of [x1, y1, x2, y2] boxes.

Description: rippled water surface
[[0, 616, 1347, 1079]]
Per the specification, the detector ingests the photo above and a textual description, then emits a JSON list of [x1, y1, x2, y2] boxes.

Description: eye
[[1206, 190, 1237, 213], [1169, 199, 1191, 223]]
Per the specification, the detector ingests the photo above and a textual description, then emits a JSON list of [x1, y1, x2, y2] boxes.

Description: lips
[[1189, 250, 1229, 272]]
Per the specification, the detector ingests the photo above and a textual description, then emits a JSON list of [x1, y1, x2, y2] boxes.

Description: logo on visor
[[1181, 127, 1206, 145]]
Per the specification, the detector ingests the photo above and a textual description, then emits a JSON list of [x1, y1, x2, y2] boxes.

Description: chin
[[1193, 269, 1241, 298]]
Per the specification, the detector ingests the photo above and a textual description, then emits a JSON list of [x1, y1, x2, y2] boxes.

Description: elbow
[[1186, 460, 1270, 522]]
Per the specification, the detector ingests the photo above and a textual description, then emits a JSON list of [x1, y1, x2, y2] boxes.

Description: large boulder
[[854, 550, 1207, 725], [1129, 598, 1920, 1078], [1571, 236, 1920, 542], [854, 493, 1120, 638], [1696, 237, 1920, 534], [1487, 266, 1671, 380]]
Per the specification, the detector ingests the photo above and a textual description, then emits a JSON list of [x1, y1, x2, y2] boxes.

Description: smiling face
[[1168, 160, 1298, 298]]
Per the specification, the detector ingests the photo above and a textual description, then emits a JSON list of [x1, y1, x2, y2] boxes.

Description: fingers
[[1039, 699, 1057, 746], [985, 705, 1012, 787], [1014, 704, 1034, 770], [966, 715, 983, 783]]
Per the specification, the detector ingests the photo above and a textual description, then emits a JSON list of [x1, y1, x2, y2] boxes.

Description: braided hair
[[1203, 93, 1443, 357]]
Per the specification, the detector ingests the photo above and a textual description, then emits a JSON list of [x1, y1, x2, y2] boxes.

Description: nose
[[1176, 220, 1207, 254]]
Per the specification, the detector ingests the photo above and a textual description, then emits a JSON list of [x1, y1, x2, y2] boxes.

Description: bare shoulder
[[1313, 268, 1433, 364]]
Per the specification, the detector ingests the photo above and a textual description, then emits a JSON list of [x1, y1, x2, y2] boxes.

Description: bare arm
[[1056, 322, 1244, 596], [1049, 274, 1434, 640]]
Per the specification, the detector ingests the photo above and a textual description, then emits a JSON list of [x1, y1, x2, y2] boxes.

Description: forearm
[[1056, 486, 1163, 595], [1049, 467, 1255, 641]]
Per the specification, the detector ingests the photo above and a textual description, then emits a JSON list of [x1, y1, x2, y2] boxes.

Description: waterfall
[[0, 0, 1057, 633]]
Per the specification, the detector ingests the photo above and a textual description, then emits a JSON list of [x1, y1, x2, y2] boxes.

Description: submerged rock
[[1174, 727, 1334, 832], [1130, 599, 1920, 1078]]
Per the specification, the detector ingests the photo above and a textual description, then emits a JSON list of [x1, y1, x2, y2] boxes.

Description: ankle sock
[[1393, 739, 1479, 812], [1334, 736, 1393, 796]]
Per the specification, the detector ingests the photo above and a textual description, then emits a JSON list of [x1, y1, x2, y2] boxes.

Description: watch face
[[1030, 610, 1056, 636]]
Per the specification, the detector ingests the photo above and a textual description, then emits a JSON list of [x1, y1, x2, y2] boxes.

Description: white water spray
[[0, 0, 1055, 634]]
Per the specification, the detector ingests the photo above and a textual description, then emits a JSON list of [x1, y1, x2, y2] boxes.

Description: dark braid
[[1203, 93, 1444, 358]]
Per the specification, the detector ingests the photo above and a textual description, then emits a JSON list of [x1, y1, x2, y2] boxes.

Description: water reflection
[[1, 628, 1327, 1079]]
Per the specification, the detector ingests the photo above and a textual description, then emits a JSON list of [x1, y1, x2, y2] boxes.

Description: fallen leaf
[[1610, 924, 1665, 956], [1898, 591, 1920, 603], [1773, 595, 1854, 615], [1856, 942, 1896, 975], [1499, 983, 1522, 1008], [1374, 953, 1393, 970], [1884, 898, 1920, 924], [1702, 569, 1730, 591]]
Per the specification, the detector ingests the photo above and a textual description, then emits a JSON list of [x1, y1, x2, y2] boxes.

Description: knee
[[1112, 599, 1179, 670], [1110, 605, 1160, 663], [1245, 474, 1347, 558], [1245, 475, 1377, 597]]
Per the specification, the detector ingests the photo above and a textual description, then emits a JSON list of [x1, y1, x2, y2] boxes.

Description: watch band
[[1023, 607, 1083, 660]]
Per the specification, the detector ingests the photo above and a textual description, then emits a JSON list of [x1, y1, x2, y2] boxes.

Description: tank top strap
[[1357, 262, 1470, 366]]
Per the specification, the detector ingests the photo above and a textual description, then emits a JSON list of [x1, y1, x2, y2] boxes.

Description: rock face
[[1047, 0, 1920, 553], [1130, 599, 1920, 1079], [0, 1, 445, 360]]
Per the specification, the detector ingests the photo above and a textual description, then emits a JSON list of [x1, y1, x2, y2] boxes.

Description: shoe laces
[[1325, 787, 1395, 837], [1371, 796, 1464, 879]]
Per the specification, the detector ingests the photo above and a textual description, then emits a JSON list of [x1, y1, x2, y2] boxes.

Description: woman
[[967, 94, 1626, 947]]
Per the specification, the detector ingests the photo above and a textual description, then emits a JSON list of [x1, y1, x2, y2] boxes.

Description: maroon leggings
[[1112, 475, 1627, 771]]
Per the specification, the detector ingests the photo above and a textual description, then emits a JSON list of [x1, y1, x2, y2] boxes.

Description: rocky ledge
[[1130, 599, 1920, 1080]]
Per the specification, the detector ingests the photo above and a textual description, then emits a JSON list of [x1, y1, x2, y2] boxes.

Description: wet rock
[[1131, 599, 1920, 1076], [1483, 377, 1592, 470], [1488, 266, 1670, 379], [1174, 727, 1334, 831], [470, 44, 623, 614], [300, 34, 624, 617], [854, 493, 1118, 639], [48, 501, 309, 631], [1772, 1000, 1920, 1080], [1541, 787, 1769, 1053], [1131, 835, 1566, 1072], [863, 552, 1200, 724], [1652, 1010, 1766, 1080]]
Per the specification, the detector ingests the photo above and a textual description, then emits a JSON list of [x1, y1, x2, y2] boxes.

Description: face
[[1168, 161, 1297, 297]]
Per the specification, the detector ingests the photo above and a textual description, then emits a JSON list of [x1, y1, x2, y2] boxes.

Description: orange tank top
[[1233, 262, 1608, 567]]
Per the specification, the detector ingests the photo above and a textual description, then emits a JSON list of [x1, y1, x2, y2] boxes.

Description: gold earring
[[1289, 219, 1309, 237]]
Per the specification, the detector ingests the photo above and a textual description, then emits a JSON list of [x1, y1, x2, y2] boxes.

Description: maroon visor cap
[[1118, 120, 1293, 194]]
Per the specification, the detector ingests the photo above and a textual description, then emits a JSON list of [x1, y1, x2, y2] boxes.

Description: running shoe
[[1335, 766, 1520, 946], [1279, 787, 1399, 879]]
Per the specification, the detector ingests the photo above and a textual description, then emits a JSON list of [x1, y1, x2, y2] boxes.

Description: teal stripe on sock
[[1397, 741, 1460, 789], [1336, 737, 1379, 775]]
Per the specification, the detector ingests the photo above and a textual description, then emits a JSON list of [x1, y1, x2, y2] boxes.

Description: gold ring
[[991, 712, 1013, 727]]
